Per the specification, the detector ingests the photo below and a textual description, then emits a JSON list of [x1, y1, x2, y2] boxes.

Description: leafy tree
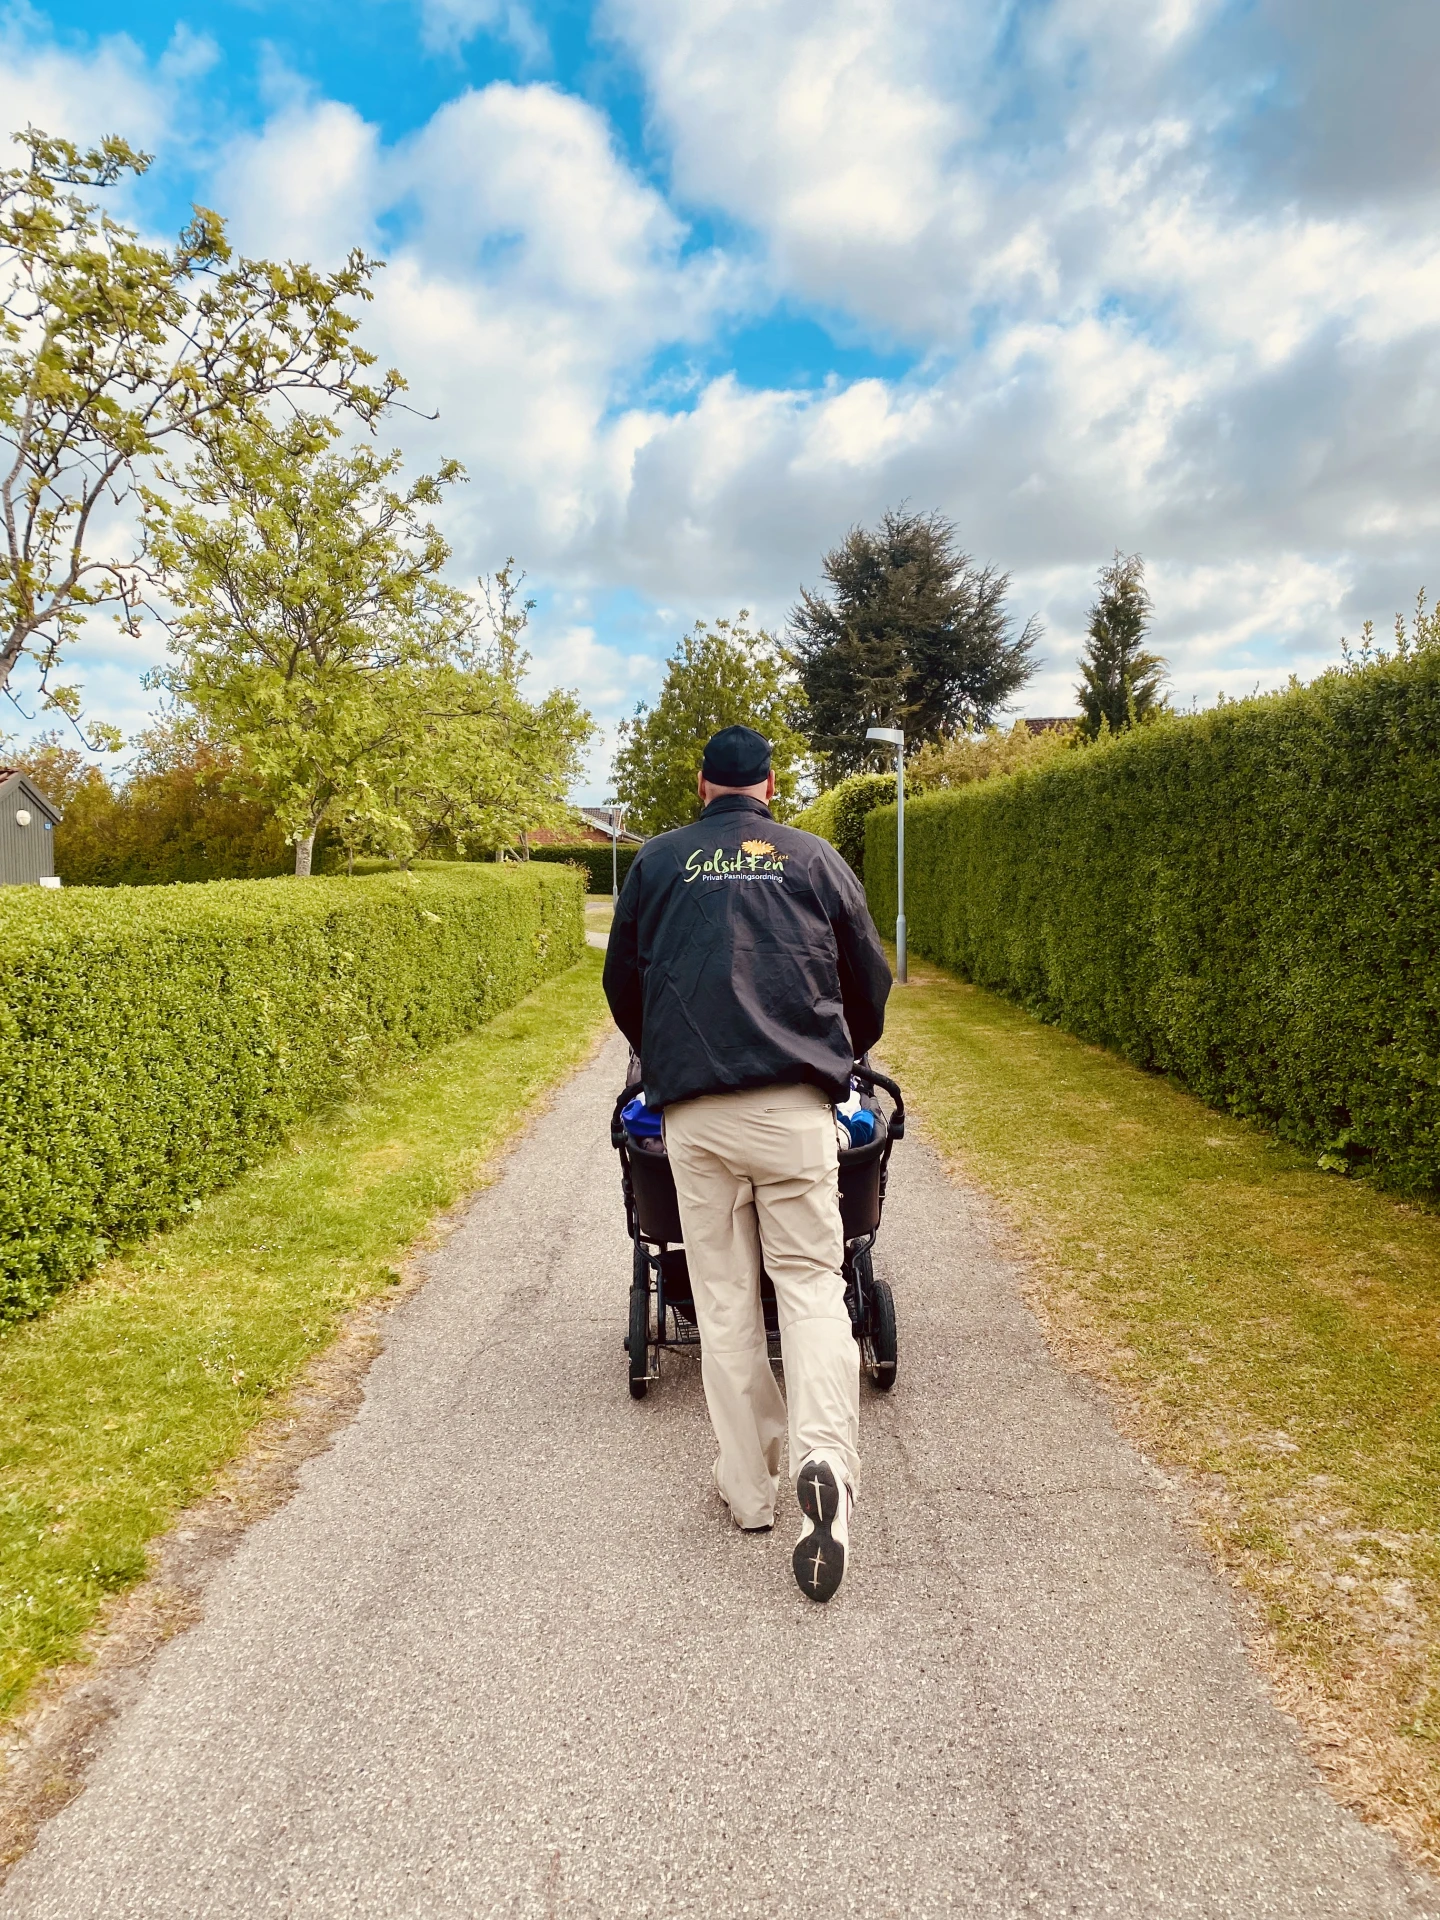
[[2, 727, 107, 813], [908, 718, 1079, 792], [3, 718, 291, 883], [145, 428, 592, 874], [344, 566, 594, 866], [611, 614, 810, 836], [384, 672, 594, 865], [790, 508, 1039, 781], [0, 127, 399, 724], [1076, 551, 1167, 738], [109, 713, 292, 881], [143, 414, 477, 874]]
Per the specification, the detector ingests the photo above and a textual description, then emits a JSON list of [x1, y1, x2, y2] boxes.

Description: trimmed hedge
[[864, 654, 1440, 1194], [0, 863, 584, 1322], [793, 775, 895, 875], [526, 842, 639, 891]]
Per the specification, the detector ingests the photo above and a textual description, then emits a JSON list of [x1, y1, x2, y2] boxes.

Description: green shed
[[0, 769, 62, 886]]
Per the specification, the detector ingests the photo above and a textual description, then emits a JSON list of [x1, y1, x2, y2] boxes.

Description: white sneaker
[[792, 1456, 850, 1602]]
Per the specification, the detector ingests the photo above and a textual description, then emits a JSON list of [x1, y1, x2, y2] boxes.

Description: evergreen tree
[[789, 508, 1039, 782], [1076, 552, 1167, 738]]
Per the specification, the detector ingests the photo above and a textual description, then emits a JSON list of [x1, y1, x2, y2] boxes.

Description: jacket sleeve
[[829, 860, 892, 1058], [602, 857, 645, 1051]]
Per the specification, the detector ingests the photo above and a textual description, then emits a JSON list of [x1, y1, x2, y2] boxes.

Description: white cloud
[[397, 83, 711, 332], [418, 0, 547, 65], [5, 0, 1440, 765], [0, 9, 210, 182], [219, 98, 381, 261], [206, 77, 753, 600], [525, 620, 655, 711], [0, 26, 159, 156], [601, 0, 986, 337], [573, 0, 1440, 703]]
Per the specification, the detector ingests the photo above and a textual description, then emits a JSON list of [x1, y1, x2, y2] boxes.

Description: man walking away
[[603, 726, 891, 1602]]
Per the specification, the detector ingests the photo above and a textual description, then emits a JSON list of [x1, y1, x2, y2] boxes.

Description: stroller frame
[[611, 1065, 905, 1399]]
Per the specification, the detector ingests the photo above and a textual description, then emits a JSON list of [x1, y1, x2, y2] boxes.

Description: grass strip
[[0, 950, 610, 1720], [881, 961, 1440, 1861]]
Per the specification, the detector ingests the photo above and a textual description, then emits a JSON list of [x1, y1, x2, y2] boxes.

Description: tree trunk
[[294, 832, 316, 877]]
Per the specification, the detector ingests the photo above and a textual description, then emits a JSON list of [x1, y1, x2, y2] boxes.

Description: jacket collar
[[700, 793, 774, 822]]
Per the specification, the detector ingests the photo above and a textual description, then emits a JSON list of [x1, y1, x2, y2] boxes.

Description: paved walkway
[[6, 1033, 1437, 1917]]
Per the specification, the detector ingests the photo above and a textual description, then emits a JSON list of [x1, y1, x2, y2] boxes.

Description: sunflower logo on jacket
[[684, 838, 789, 882]]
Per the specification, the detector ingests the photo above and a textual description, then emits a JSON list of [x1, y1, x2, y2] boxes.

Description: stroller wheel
[[628, 1277, 651, 1399], [867, 1275, 897, 1391]]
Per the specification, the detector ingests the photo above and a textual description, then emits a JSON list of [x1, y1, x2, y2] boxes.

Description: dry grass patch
[[881, 962, 1440, 1865]]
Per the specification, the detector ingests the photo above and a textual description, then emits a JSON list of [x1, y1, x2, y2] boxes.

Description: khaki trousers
[[664, 1084, 860, 1529]]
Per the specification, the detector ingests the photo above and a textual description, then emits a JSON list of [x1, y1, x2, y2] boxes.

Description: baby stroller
[[610, 1065, 905, 1400]]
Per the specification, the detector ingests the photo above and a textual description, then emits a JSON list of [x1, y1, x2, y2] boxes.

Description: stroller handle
[[610, 1064, 905, 1147], [611, 1081, 645, 1148], [850, 1062, 905, 1138]]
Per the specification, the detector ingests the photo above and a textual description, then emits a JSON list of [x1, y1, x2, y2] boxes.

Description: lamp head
[[865, 725, 904, 746]]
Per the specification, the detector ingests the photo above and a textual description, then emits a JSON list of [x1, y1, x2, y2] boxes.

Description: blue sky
[[4, 0, 1439, 800]]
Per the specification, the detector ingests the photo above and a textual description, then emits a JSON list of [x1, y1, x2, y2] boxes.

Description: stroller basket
[[612, 1065, 905, 1399], [622, 1110, 891, 1246], [625, 1144, 685, 1244], [836, 1119, 890, 1240]]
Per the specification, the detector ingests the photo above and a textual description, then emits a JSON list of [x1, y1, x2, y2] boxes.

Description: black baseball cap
[[701, 725, 772, 786]]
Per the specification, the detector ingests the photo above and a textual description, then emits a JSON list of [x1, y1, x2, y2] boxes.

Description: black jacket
[[602, 794, 892, 1108]]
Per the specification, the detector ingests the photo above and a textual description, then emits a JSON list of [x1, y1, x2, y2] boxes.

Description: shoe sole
[[792, 1460, 846, 1603]]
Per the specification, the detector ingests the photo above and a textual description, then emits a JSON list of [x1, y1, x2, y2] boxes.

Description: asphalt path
[[6, 1031, 1438, 1918]]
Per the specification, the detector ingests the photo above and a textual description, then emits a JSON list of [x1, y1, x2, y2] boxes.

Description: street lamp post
[[610, 803, 626, 903], [865, 725, 906, 983]]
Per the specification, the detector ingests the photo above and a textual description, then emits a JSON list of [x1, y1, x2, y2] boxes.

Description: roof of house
[[576, 807, 646, 843], [0, 768, 62, 825]]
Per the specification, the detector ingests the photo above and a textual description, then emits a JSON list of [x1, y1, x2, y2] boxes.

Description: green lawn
[[0, 951, 610, 1719], [881, 960, 1440, 1861]]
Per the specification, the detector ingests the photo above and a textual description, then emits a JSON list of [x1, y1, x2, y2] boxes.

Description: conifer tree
[[791, 508, 1039, 782], [1076, 552, 1167, 738]]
